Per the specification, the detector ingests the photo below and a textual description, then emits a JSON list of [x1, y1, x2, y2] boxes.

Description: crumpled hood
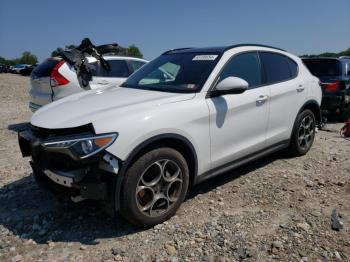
[[31, 87, 195, 129]]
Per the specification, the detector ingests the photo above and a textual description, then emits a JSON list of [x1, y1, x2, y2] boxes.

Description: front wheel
[[120, 148, 189, 227], [288, 109, 316, 156]]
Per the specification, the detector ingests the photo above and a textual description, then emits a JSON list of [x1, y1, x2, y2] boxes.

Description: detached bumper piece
[[18, 126, 118, 202], [44, 169, 76, 187]]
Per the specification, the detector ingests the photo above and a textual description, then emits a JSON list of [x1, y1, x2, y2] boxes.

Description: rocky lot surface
[[0, 74, 349, 261]]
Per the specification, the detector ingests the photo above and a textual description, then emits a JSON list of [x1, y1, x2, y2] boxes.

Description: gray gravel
[[0, 74, 349, 261]]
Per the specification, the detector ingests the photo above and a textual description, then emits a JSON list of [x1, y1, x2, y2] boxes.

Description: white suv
[[29, 56, 147, 111], [18, 44, 322, 226]]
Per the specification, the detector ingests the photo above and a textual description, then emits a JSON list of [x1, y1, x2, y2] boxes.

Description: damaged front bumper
[[18, 126, 120, 202]]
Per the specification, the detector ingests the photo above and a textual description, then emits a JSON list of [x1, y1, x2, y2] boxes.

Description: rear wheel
[[120, 148, 189, 227], [288, 109, 316, 156]]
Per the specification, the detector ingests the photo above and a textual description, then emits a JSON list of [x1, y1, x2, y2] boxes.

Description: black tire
[[120, 148, 189, 227], [288, 109, 316, 156]]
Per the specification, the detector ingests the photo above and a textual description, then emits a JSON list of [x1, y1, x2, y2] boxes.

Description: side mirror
[[210, 76, 248, 97]]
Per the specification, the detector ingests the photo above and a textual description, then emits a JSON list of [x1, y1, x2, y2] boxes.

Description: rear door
[[89, 59, 131, 89], [260, 52, 302, 145], [30, 58, 59, 106]]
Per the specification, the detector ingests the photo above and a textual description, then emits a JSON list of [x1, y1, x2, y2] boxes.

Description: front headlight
[[42, 133, 118, 159]]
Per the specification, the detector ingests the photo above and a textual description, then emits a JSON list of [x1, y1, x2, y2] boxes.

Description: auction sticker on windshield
[[192, 55, 218, 61]]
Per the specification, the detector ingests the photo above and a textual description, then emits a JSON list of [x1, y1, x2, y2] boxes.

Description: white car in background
[[10, 64, 30, 73], [29, 56, 148, 111]]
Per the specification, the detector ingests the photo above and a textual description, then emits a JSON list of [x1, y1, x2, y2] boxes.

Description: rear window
[[32, 59, 59, 77], [260, 52, 294, 84], [303, 59, 341, 77], [91, 60, 130, 78]]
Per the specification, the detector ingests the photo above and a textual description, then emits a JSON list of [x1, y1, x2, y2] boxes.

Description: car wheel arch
[[299, 99, 321, 125], [288, 99, 321, 140], [114, 133, 198, 211]]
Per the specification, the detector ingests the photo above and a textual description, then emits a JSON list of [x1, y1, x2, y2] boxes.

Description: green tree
[[339, 48, 350, 57], [126, 44, 143, 58], [51, 44, 77, 57], [0, 56, 6, 65], [300, 47, 350, 58], [19, 51, 38, 64], [0, 52, 38, 65]]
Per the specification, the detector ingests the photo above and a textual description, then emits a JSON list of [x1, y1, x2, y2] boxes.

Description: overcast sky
[[0, 0, 349, 62]]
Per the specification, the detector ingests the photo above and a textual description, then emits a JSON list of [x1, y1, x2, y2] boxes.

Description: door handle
[[256, 95, 269, 105], [297, 85, 305, 92]]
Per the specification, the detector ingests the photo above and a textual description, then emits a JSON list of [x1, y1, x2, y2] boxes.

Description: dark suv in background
[[303, 56, 350, 119]]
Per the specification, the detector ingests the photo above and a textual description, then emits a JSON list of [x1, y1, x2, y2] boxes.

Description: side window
[[129, 60, 146, 73], [218, 52, 262, 88], [139, 62, 179, 84], [91, 60, 130, 77], [287, 58, 298, 78], [160, 62, 180, 80], [260, 52, 293, 84], [106, 60, 130, 77]]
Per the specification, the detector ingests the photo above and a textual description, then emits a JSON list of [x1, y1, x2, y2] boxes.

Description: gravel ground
[[0, 73, 349, 262]]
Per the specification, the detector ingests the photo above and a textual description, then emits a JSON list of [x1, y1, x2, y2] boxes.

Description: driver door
[[206, 51, 270, 169]]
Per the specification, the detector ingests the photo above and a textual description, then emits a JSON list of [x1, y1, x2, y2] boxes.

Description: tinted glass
[[218, 52, 261, 88], [122, 53, 220, 93], [287, 58, 298, 78], [260, 52, 292, 84], [91, 60, 130, 77], [302, 59, 341, 77], [31, 59, 59, 78], [129, 60, 146, 72]]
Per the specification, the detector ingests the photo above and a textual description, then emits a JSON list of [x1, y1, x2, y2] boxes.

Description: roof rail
[[224, 44, 286, 52], [162, 47, 194, 55], [339, 56, 350, 59]]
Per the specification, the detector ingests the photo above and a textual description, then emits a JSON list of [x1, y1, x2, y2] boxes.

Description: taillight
[[325, 81, 340, 92], [50, 60, 69, 87]]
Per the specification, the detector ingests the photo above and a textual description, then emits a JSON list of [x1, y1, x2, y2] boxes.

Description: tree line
[[0, 43, 143, 66], [2, 45, 348, 66], [0, 52, 38, 66], [51, 44, 143, 58], [301, 47, 350, 58]]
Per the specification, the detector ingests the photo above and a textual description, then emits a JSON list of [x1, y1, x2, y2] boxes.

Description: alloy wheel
[[297, 115, 314, 150], [135, 159, 183, 217]]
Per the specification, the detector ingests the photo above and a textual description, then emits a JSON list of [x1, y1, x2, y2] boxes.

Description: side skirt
[[193, 140, 290, 185]]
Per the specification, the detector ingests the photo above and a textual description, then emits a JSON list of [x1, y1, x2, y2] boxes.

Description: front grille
[[32, 148, 82, 171], [31, 124, 94, 140], [30, 123, 99, 172]]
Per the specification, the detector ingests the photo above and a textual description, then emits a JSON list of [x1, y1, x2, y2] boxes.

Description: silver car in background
[[29, 56, 148, 111]]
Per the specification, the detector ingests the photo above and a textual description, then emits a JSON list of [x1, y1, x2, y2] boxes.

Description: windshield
[[122, 53, 220, 93], [303, 59, 341, 77]]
